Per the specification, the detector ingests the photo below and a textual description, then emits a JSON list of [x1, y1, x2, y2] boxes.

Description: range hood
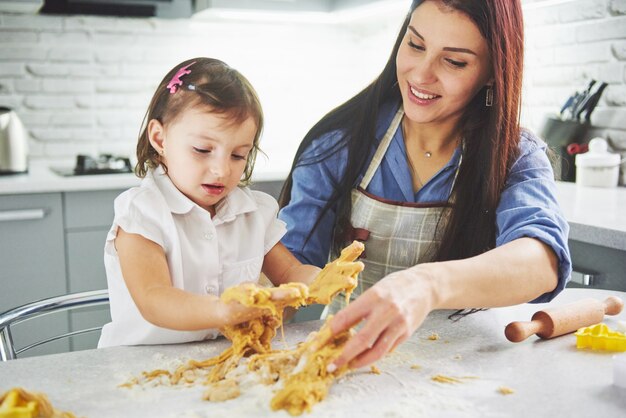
[[40, 0, 192, 18], [38, 0, 397, 19]]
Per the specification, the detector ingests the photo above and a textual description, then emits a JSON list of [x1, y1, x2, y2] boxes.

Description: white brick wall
[[522, 0, 626, 155], [0, 9, 403, 175], [1, 2, 624, 175]]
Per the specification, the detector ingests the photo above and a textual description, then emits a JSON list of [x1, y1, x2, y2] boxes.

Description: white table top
[[1, 288, 625, 417]]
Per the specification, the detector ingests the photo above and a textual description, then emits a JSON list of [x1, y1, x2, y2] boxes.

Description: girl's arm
[[329, 237, 558, 369], [116, 227, 264, 331], [262, 242, 321, 287]]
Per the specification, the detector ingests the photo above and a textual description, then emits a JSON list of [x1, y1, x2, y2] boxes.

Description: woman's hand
[[328, 266, 438, 370]]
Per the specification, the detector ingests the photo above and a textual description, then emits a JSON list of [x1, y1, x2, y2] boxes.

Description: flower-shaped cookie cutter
[[575, 323, 626, 352]]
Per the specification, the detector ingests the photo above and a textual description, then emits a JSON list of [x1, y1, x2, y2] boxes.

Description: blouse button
[[204, 231, 213, 240], [205, 285, 217, 294]]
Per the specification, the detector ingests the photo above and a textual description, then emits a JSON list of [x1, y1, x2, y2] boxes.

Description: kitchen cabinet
[[0, 189, 123, 357], [0, 193, 69, 357], [568, 240, 626, 291], [64, 190, 124, 351]]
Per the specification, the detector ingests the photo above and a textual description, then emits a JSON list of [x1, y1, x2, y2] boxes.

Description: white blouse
[[98, 166, 286, 347]]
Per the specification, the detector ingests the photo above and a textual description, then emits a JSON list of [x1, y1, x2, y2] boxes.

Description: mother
[[278, 0, 571, 369]]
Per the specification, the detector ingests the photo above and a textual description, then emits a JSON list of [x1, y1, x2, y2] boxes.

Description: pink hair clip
[[166, 62, 196, 94]]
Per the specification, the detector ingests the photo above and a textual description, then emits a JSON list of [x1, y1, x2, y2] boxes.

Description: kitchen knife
[[504, 296, 624, 343], [560, 91, 582, 121], [568, 80, 596, 121], [579, 82, 608, 122]]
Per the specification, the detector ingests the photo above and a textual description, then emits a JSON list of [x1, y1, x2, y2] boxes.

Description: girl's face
[[149, 106, 257, 215], [396, 1, 493, 129]]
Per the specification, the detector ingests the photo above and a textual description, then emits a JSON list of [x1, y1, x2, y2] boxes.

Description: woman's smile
[[407, 83, 441, 105]]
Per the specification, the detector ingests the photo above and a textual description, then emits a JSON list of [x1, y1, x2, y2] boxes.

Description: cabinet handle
[[0, 208, 47, 222], [571, 269, 597, 287]]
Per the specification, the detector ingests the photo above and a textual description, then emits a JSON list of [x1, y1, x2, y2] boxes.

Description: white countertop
[[0, 160, 289, 195], [1, 288, 625, 417], [0, 160, 141, 194], [555, 181, 626, 250], [2, 161, 625, 250]]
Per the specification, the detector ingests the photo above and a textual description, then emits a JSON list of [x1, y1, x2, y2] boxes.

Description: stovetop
[[51, 154, 133, 176]]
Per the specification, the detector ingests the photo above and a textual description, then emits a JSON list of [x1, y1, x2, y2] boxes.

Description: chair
[[0, 289, 109, 361]]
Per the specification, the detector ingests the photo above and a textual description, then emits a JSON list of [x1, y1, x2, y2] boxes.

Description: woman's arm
[[329, 236, 558, 370], [327, 133, 569, 370], [279, 133, 348, 267], [115, 228, 265, 330]]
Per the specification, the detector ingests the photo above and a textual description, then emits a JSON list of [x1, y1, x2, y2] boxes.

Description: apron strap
[[358, 104, 462, 200], [359, 106, 404, 189]]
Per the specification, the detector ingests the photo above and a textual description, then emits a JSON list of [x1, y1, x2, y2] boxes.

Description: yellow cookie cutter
[[575, 323, 626, 352], [0, 388, 38, 418]]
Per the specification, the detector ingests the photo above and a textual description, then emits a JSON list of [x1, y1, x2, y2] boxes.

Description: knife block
[[541, 116, 590, 182]]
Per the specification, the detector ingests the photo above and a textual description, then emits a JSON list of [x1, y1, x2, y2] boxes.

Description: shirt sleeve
[[108, 188, 166, 250], [249, 190, 287, 255], [495, 131, 572, 303], [279, 132, 349, 267]]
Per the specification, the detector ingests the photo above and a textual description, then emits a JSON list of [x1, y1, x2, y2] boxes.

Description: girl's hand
[[328, 267, 437, 370], [219, 300, 268, 327], [269, 284, 308, 306]]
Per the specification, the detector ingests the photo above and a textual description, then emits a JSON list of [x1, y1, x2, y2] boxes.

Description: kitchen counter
[[2, 161, 625, 250], [555, 181, 626, 250], [0, 160, 287, 195], [0, 160, 140, 194], [1, 288, 625, 417]]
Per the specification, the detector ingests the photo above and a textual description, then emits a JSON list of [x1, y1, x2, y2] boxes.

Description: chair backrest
[[0, 290, 109, 361]]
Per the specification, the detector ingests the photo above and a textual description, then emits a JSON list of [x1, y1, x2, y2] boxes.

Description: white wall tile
[[1, 2, 624, 172]]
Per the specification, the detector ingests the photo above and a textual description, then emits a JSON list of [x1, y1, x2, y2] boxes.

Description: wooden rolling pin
[[505, 296, 624, 343]]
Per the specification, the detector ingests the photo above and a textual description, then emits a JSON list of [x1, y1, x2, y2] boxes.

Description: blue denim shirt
[[279, 103, 572, 303]]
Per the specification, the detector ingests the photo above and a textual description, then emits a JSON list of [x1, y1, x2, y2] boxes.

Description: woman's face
[[396, 1, 493, 129]]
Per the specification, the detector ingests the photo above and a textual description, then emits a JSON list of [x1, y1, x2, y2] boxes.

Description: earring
[[485, 86, 494, 107]]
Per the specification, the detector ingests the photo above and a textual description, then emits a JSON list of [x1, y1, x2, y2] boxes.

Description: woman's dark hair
[[136, 57, 263, 185], [279, 0, 524, 264]]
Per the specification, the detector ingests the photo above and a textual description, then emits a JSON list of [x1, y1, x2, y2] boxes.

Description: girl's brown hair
[[280, 0, 524, 262], [135, 57, 264, 185]]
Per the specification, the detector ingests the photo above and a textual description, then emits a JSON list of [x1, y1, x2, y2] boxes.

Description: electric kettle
[[0, 107, 28, 174]]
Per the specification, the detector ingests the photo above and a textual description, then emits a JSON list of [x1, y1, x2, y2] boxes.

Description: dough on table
[[135, 241, 365, 416], [0, 387, 77, 418]]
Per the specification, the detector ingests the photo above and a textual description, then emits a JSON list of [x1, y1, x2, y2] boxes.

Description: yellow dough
[[268, 319, 353, 415], [135, 241, 365, 416], [0, 387, 76, 418]]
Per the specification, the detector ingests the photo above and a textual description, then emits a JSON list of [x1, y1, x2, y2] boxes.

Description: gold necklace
[[401, 119, 433, 158]]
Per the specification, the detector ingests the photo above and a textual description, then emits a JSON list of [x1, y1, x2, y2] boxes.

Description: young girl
[[98, 58, 321, 347]]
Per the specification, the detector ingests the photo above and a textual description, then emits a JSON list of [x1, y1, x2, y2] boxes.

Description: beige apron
[[326, 107, 459, 314]]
